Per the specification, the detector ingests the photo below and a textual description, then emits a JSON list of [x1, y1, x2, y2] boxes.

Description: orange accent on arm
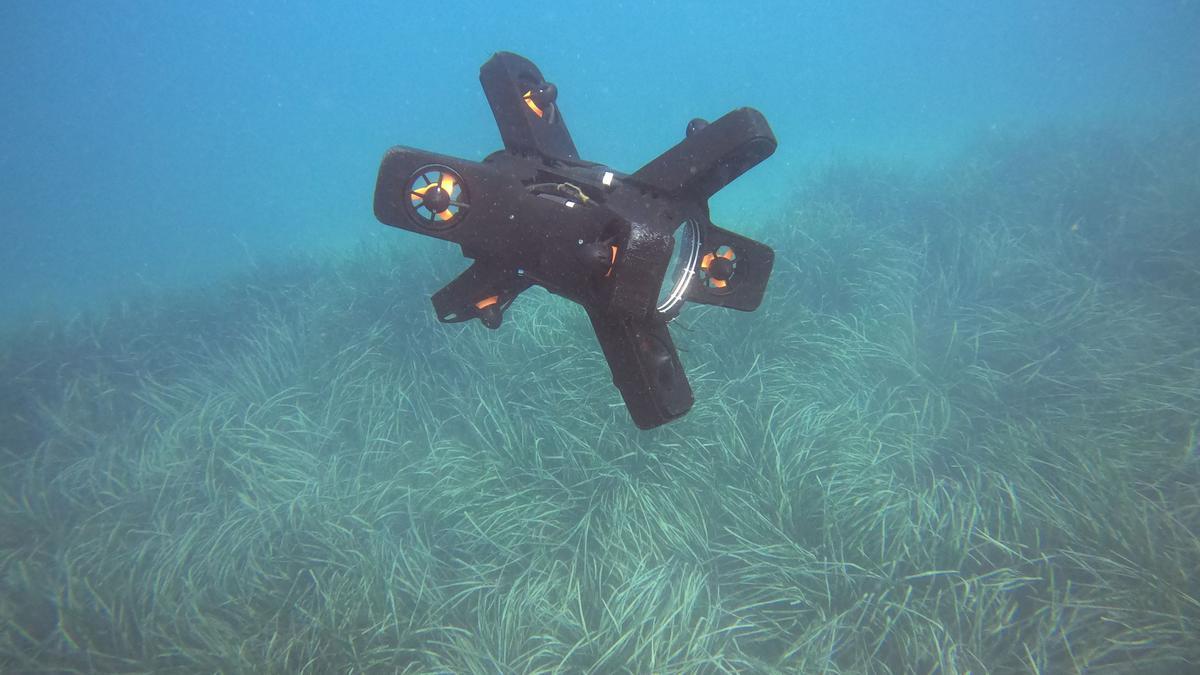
[[475, 295, 500, 309], [604, 245, 618, 277]]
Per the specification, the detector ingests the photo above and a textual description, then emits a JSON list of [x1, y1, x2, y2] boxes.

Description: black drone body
[[373, 51, 776, 429]]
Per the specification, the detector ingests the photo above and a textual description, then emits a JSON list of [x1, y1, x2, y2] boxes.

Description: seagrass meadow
[[2, 124, 1199, 673]]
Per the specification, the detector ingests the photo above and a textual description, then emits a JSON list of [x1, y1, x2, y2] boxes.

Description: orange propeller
[[408, 167, 468, 225], [700, 246, 736, 289]]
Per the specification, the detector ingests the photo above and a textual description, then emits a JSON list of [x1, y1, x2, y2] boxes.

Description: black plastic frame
[[373, 51, 777, 429]]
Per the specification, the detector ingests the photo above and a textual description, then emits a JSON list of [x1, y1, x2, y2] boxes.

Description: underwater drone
[[373, 51, 776, 429]]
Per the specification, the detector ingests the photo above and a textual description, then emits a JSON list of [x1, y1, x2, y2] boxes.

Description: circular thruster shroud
[[405, 164, 469, 228]]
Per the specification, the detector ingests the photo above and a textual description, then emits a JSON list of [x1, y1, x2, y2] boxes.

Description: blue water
[[2, 1, 1197, 324]]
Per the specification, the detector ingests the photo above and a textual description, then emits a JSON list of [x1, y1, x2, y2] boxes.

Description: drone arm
[[479, 51, 579, 161], [374, 147, 478, 244], [586, 308, 694, 429], [686, 224, 775, 311], [432, 261, 532, 329], [631, 107, 776, 199]]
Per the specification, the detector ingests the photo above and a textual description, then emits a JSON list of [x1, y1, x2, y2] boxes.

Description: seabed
[[2, 125, 1198, 673]]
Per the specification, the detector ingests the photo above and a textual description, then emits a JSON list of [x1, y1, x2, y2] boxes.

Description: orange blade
[[438, 173, 457, 196], [720, 248, 735, 260], [523, 91, 544, 118], [411, 182, 432, 203]]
